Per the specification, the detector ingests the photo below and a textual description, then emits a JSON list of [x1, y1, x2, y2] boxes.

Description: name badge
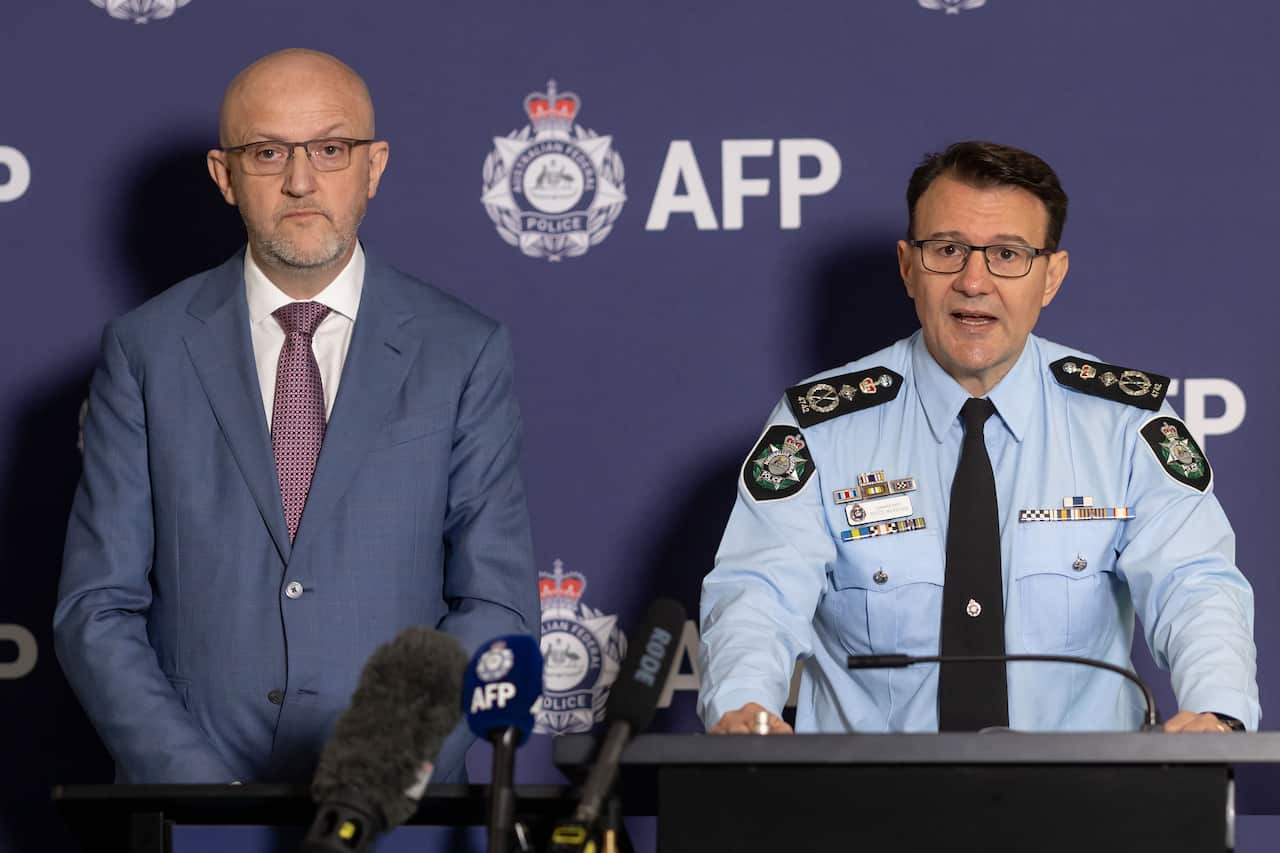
[[845, 494, 913, 526]]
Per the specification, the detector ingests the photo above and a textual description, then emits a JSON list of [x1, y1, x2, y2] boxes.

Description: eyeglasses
[[908, 239, 1054, 278], [222, 137, 374, 176]]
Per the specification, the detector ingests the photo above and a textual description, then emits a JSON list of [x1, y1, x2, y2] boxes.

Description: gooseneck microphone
[[846, 652, 1161, 730], [462, 635, 544, 853], [302, 627, 469, 853], [548, 598, 687, 851]]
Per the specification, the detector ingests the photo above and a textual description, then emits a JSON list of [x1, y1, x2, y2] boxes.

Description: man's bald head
[[206, 48, 390, 298], [218, 49, 375, 146]]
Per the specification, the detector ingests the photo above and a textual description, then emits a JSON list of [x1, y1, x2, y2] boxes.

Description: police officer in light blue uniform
[[699, 142, 1259, 736]]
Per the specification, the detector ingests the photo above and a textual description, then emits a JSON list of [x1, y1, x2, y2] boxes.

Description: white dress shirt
[[244, 244, 365, 430]]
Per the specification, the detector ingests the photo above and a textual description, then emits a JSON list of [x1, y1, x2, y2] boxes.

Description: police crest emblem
[[475, 641, 515, 682], [89, 0, 191, 23], [481, 81, 627, 261], [1140, 416, 1213, 493], [917, 0, 986, 13], [535, 560, 627, 735], [743, 425, 816, 502]]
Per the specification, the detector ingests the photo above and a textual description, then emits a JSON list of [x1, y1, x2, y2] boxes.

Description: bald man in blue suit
[[54, 49, 538, 783]]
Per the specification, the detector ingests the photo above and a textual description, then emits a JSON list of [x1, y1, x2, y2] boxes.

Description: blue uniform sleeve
[[54, 325, 238, 782], [1116, 408, 1260, 729], [698, 401, 836, 728]]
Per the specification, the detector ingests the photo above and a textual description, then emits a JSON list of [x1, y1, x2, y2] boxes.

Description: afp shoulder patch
[[1140, 416, 1212, 492], [785, 367, 903, 428], [743, 425, 814, 502], [1050, 356, 1169, 410]]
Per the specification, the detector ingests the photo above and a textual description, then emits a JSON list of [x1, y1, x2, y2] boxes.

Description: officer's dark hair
[[906, 141, 1068, 251]]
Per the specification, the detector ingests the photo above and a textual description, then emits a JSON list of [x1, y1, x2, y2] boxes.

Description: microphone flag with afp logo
[[463, 635, 543, 853], [302, 627, 469, 853], [549, 597, 687, 853]]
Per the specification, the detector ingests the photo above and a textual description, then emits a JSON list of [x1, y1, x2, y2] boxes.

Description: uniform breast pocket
[[1013, 522, 1124, 654], [821, 533, 944, 657]]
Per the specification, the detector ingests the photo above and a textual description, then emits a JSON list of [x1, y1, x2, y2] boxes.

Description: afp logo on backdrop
[[534, 560, 626, 735], [0, 146, 31, 203], [0, 624, 37, 680], [89, 0, 191, 23], [918, 0, 986, 13], [481, 81, 627, 262]]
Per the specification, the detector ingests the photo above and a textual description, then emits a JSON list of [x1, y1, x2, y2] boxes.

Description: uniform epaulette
[[1049, 356, 1169, 411], [785, 367, 903, 428]]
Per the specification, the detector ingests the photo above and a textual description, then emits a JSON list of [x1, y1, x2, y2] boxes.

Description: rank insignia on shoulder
[[785, 367, 904, 427], [743, 424, 815, 502], [1140, 416, 1212, 492], [1050, 356, 1169, 411]]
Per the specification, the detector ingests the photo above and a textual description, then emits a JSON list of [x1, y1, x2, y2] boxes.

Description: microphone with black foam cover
[[302, 627, 468, 853], [548, 598, 687, 851], [462, 635, 543, 853]]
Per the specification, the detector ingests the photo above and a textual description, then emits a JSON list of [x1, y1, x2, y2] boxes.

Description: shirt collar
[[984, 336, 1038, 443], [244, 242, 365, 325], [912, 331, 1038, 444]]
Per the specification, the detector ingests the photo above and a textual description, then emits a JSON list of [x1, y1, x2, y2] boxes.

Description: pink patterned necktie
[[271, 301, 331, 541]]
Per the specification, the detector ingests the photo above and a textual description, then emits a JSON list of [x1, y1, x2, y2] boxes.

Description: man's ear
[[206, 150, 238, 206], [898, 240, 917, 300], [1041, 249, 1068, 307], [366, 141, 389, 199]]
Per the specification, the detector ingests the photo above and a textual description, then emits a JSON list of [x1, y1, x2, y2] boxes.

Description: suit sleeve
[[1115, 408, 1260, 729], [429, 323, 539, 780], [54, 325, 237, 782], [436, 322, 539, 652]]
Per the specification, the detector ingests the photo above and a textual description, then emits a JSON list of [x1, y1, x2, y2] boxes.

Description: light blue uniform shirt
[[699, 332, 1260, 732]]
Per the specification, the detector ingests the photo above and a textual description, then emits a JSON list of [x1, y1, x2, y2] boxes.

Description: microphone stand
[[487, 727, 518, 853], [846, 653, 1161, 730]]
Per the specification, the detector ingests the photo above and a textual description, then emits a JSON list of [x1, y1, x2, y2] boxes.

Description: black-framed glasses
[[222, 137, 374, 176], [908, 239, 1054, 278]]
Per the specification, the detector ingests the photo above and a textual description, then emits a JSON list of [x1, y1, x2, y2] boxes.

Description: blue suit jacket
[[55, 250, 539, 783]]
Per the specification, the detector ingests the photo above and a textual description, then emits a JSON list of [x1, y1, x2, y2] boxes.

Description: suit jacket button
[[285, 581, 304, 599], [267, 689, 284, 705]]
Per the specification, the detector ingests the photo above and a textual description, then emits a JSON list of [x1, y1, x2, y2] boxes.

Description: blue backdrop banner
[[2, 2, 1277, 850]]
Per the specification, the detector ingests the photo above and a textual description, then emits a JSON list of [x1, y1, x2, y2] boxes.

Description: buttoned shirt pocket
[[1013, 522, 1123, 654], [821, 533, 944, 658]]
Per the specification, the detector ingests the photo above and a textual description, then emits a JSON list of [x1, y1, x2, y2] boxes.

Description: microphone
[[846, 652, 1161, 730], [462, 635, 543, 853], [548, 598, 687, 851], [302, 627, 469, 853]]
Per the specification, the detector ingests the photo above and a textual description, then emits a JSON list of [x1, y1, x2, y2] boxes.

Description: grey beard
[[245, 206, 366, 272], [256, 230, 351, 271]]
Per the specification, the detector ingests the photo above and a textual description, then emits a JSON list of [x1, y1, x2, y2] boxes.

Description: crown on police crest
[[539, 559, 585, 609], [1160, 421, 1179, 439], [524, 80, 580, 135]]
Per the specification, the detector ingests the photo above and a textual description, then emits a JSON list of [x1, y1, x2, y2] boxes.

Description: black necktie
[[938, 397, 1009, 731]]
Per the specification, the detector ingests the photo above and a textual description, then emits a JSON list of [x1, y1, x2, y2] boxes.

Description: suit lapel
[[183, 253, 293, 563], [292, 260, 419, 555]]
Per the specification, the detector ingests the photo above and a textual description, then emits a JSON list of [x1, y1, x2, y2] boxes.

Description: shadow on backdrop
[[805, 236, 919, 372], [0, 142, 243, 853], [116, 139, 244, 304], [0, 369, 109, 853], [633, 235, 921, 733]]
